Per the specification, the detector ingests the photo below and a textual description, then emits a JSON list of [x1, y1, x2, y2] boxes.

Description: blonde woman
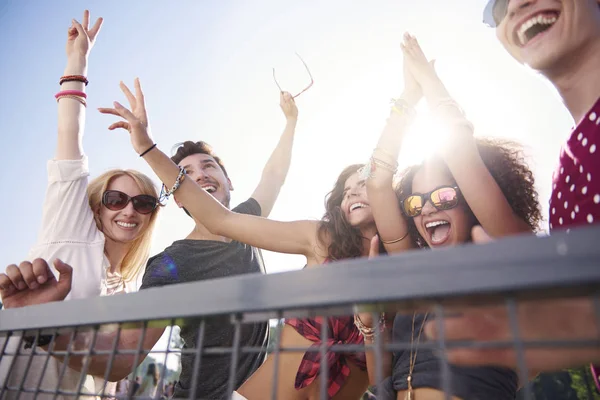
[[0, 10, 160, 400]]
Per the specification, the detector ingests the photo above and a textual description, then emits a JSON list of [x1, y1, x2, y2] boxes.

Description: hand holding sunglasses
[[102, 190, 158, 214], [401, 186, 461, 218], [98, 78, 156, 157]]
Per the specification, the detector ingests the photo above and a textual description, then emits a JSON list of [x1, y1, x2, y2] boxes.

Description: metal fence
[[1, 225, 599, 400]]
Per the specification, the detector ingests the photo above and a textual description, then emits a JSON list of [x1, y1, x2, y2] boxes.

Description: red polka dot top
[[549, 98, 600, 231]]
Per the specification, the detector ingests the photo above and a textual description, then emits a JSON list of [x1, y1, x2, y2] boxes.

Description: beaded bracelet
[[160, 166, 186, 202], [390, 98, 417, 119], [358, 155, 398, 181], [60, 75, 89, 86], [354, 313, 386, 339], [372, 157, 397, 173]]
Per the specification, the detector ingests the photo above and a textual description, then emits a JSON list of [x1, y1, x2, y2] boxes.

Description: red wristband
[[55, 90, 87, 99]]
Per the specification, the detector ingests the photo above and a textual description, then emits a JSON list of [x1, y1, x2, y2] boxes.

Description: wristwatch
[[23, 334, 56, 349]]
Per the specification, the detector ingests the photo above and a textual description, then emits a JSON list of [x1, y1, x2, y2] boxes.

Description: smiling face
[[495, 0, 600, 73], [410, 161, 475, 249], [174, 153, 233, 209], [97, 175, 154, 245], [340, 172, 375, 228]]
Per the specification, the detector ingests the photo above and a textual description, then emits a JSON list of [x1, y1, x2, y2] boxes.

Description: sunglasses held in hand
[[272, 53, 314, 98]]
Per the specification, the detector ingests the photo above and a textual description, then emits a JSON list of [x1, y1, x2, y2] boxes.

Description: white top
[[136, 375, 158, 398], [0, 157, 141, 399]]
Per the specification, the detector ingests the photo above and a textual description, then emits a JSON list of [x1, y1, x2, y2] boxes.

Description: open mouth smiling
[[349, 202, 369, 213], [515, 10, 560, 47], [424, 220, 451, 246], [201, 184, 217, 194]]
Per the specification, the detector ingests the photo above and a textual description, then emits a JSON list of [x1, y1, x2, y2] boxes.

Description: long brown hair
[[87, 169, 161, 282], [317, 164, 367, 261], [396, 138, 542, 248]]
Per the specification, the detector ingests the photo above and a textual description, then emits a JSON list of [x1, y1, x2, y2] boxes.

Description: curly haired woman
[[360, 33, 541, 400]]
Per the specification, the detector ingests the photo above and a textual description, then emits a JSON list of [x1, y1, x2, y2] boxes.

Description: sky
[[0, 0, 576, 373], [0, 0, 574, 277]]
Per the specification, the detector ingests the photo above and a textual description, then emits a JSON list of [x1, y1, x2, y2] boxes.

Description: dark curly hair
[[317, 164, 367, 261], [396, 138, 542, 248]]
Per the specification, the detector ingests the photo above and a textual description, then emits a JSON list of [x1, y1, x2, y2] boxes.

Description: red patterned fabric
[[549, 97, 600, 231], [285, 316, 367, 399], [548, 98, 600, 391]]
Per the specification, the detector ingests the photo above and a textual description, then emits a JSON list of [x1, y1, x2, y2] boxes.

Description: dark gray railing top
[[1, 226, 599, 333]]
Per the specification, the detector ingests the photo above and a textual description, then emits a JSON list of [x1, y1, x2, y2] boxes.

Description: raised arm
[[366, 35, 422, 254], [56, 10, 103, 160], [251, 91, 298, 217], [403, 35, 531, 237], [99, 80, 320, 260]]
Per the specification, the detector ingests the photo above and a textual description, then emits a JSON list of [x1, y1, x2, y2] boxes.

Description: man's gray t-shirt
[[141, 198, 268, 399]]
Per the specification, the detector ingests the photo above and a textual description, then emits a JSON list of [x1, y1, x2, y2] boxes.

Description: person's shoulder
[[141, 246, 183, 289], [233, 198, 261, 216]]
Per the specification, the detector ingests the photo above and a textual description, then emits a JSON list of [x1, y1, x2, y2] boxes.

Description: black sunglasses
[[102, 190, 158, 215], [483, 0, 509, 28], [401, 186, 461, 218]]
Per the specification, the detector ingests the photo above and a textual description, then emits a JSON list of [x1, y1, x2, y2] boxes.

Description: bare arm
[[252, 92, 298, 217], [56, 11, 103, 160], [46, 326, 165, 381], [404, 35, 531, 237], [367, 37, 424, 254], [144, 147, 318, 256], [99, 81, 319, 259], [358, 239, 394, 385], [364, 320, 394, 386], [366, 93, 420, 254]]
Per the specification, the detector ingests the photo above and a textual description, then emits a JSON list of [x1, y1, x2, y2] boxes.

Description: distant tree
[[569, 367, 600, 400], [518, 369, 599, 400]]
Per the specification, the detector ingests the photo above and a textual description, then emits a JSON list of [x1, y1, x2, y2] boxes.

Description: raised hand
[[280, 91, 298, 121], [66, 10, 103, 61], [401, 34, 423, 107], [98, 79, 155, 155], [401, 33, 439, 93], [0, 259, 73, 309]]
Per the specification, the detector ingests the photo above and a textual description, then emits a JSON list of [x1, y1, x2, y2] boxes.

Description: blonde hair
[[87, 169, 160, 282]]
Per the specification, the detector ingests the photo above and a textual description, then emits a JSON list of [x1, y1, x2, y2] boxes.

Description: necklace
[[405, 311, 428, 400], [103, 270, 125, 296]]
